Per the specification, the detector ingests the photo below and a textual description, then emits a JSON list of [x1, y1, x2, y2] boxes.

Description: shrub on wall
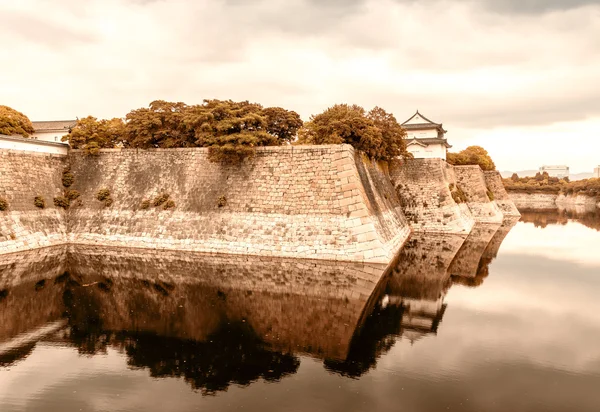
[[53, 196, 70, 209], [62, 171, 75, 188], [140, 200, 151, 209], [96, 188, 111, 201], [65, 190, 81, 201], [153, 193, 170, 207], [34, 196, 46, 209], [217, 195, 227, 208], [486, 189, 495, 201], [0, 198, 8, 211], [163, 199, 176, 210]]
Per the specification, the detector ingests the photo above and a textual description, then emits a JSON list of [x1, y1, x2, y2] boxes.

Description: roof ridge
[[401, 110, 441, 126]]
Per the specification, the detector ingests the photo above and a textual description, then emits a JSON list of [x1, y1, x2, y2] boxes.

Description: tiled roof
[[401, 110, 441, 126], [32, 120, 77, 132], [402, 123, 443, 130], [406, 137, 452, 148]]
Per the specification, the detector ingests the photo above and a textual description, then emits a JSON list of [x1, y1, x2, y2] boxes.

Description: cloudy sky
[[1, 0, 599, 172]]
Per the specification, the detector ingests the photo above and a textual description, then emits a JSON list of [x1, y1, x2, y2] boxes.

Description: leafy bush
[[163, 199, 176, 210], [0, 198, 8, 211], [65, 190, 81, 201], [486, 189, 495, 201], [140, 200, 151, 209], [297, 104, 407, 161], [62, 116, 125, 153], [504, 176, 600, 198], [96, 188, 111, 201], [217, 195, 227, 208], [0, 105, 35, 137], [53, 196, 70, 209], [103, 197, 113, 207], [447, 146, 496, 171], [153, 193, 170, 207], [62, 171, 74, 188], [34, 196, 46, 209]]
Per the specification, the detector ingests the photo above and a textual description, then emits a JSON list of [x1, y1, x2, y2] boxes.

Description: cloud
[[0, 9, 96, 48], [0, 0, 599, 171]]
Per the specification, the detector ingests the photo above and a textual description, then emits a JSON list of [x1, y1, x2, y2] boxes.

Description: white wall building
[[401, 111, 451, 160], [594, 166, 600, 178], [30, 120, 76, 144], [539, 165, 569, 179], [0, 134, 68, 155]]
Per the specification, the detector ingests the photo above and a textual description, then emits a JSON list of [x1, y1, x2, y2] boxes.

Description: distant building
[[539, 165, 569, 179], [401, 111, 451, 160], [30, 120, 77, 144], [0, 133, 68, 155], [594, 166, 600, 178]]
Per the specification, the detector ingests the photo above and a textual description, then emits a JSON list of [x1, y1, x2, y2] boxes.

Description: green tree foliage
[[447, 146, 496, 171], [510, 173, 519, 182], [262, 107, 304, 143], [504, 175, 600, 197], [297, 104, 407, 160], [186, 99, 279, 162], [63, 116, 125, 155], [122, 100, 302, 162], [125, 100, 194, 148], [0, 105, 35, 137], [366, 106, 408, 160]]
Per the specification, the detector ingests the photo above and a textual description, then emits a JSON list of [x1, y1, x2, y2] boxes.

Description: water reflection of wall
[[447, 222, 501, 279], [0, 246, 68, 343], [325, 218, 520, 377], [0, 219, 518, 386]]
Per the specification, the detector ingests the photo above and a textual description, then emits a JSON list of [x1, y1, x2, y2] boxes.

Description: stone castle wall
[[64, 145, 410, 263], [454, 166, 504, 223], [508, 192, 600, 211], [0, 150, 68, 254], [389, 158, 474, 234], [483, 171, 521, 217]]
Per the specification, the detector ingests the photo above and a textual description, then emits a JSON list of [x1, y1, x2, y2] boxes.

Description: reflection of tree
[[63, 285, 300, 395], [122, 323, 300, 395], [520, 209, 600, 231]]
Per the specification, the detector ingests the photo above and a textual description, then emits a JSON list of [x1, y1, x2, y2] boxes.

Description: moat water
[[1, 211, 599, 411]]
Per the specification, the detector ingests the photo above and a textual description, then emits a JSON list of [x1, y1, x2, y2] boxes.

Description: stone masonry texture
[[0, 150, 68, 254], [1, 145, 519, 265], [483, 171, 521, 217], [389, 158, 474, 234], [453, 166, 504, 224], [62, 145, 410, 264]]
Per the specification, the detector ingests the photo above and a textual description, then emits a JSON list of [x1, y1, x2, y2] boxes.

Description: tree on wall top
[[447, 146, 496, 171], [0, 105, 35, 137], [297, 104, 408, 161]]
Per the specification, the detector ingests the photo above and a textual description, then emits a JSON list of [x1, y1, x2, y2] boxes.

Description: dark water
[[1, 212, 599, 411]]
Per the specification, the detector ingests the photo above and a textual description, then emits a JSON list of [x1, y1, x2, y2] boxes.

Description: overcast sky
[[1, 0, 599, 172]]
